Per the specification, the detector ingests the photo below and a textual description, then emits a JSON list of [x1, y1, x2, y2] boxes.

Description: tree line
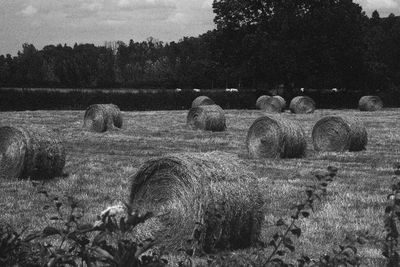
[[0, 0, 400, 93]]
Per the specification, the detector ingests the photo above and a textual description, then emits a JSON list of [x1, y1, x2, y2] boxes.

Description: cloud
[[365, 0, 399, 9], [355, 0, 400, 15], [115, 0, 176, 10], [201, 0, 213, 9], [81, 2, 103, 12], [2, 0, 216, 55], [21, 5, 38, 16]]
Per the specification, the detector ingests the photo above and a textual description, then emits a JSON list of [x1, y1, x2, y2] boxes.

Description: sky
[[0, 0, 399, 56]]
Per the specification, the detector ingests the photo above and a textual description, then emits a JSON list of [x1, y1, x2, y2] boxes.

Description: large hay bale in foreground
[[289, 96, 316, 114], [358, 96, 383, 111], [83, 104, 123, 132], [187, 104, 226, 132], [255, 95, 271, 110], [312, 116, 368, 152], [0, 126, 66, 179], [129, 152, 264, 252], [191, 96, 215, 108], [246, 115, 306, 158]]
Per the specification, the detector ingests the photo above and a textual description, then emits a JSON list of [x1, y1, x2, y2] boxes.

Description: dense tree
[[0, 1, 400, 93], [212, 0, 368, 90]]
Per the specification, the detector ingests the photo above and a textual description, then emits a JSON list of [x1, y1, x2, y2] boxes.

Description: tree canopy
[[0, 1, 400, 93]]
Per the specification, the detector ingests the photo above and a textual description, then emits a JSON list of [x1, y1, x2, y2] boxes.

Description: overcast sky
[[0, 0, 399, 56]]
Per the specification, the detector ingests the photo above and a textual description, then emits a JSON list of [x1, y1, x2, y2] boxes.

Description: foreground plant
[[2, 184, 167, 267], [382, 163, 400, 266]]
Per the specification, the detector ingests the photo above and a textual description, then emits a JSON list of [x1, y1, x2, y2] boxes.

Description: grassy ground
[[1, 108, 399, 265]]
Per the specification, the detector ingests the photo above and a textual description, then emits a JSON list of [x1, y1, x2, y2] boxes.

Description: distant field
[[1, 108, 399, 265]]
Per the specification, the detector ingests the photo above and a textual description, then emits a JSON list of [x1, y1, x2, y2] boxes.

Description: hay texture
[[191, 96, 215, 108], [312, 116, 368, 152], [246, 115, 306, 158], [289, 96, 316, 114], [358, 96, 383, 111], [273, 95, 286, 110], [256, 95, 271, 109], [259, 96, 286, 113], [0, 126, 66, 179], [83, 104, 123, 132], [187, 104, 226, 132], [129, 151, 264, 253]]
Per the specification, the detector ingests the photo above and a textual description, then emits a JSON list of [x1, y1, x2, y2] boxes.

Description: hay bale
[[246, 115, 306, 158], [255, 95, 271, 109], [273, 95, 286, 110], [358, 96, 383, 111], [0, 126, 66, 179], [129, 151, 264, 252], [312, 116, 368, 152], [259, 96, 286, 113], [191, 96, 215, 108], [83, 104, 123, 132], [289, 96, 316, 114], [187, 104, 226, 132]]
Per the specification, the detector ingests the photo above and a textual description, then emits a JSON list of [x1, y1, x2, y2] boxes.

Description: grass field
[[1, 108, 400, 265]]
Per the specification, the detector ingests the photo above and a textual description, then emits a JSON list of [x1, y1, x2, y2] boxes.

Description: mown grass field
[[1, 108, 399, 265]]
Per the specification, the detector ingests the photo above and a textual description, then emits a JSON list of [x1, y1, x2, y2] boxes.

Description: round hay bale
[[0, 126, 66, 179], [255, 95, 271, 109], [273, 95, 286, 110], [259, 97, 285, 113], [191, 96, 215, 108], [83, 104, 123, 132], [289, 96, 316, 114], [312, 116, 368, 152], [129, 151, 264, 253], [246, 115, 306, 158], [358, 96, 383, 111], [187, 104, 226, 132]]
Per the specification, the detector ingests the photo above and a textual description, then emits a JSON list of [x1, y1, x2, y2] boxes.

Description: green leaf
[[273, 233, 280, 241], [285, 244, 295, 252], [42, 226, 60, 236], [276, 219, 285, 226], [276, 250, 286, 256], [77, 223, 93, 231], [92, 246, 114, 261], [272, 258, 284, 263], [119, 217, 126, 232], [290, 228, 301, 237]]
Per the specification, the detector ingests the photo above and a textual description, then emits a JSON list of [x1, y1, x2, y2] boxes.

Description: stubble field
[[1, 108, 400, 265]]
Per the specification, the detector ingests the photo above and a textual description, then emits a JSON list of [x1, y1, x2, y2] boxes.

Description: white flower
[[100, 202, 126, 218]]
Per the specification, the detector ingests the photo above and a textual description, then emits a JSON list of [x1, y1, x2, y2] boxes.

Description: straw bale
[[358, 96, 383, 111], [246, 115, 306, 158], [289, 96, 316, 114], [83, 104, 123, 132], [260, 97, 285, 113], [191, 96, 215, 108], [273, 95, 286, 110], [187, 105, 226, 132], [0, 126, 66, 179], [312, 116, 368, 152], [256, 95, 271, 110], [129, 151, 264, 253]]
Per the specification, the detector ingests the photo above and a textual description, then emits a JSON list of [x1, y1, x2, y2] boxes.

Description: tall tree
[[212, 0, 368, 90]]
